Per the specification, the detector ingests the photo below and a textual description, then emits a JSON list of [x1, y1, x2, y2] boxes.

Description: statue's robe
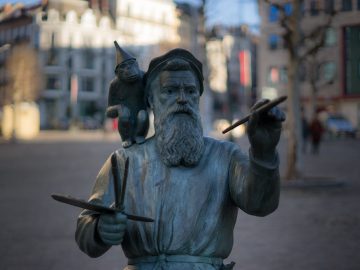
[[76, 137, 280, 270]]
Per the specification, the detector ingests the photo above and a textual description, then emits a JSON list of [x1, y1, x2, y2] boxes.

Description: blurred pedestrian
[[301, 114, 309, 153], [309, 114, 324, 154]]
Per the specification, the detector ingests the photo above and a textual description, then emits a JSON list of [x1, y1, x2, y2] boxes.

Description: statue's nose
[[177, 89, 187, 105]]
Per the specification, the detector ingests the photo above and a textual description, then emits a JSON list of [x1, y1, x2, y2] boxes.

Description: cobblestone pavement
[[0, 133, 359, 270]]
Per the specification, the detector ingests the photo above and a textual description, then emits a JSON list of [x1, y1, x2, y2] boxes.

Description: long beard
[[154, 105, 204, 167]]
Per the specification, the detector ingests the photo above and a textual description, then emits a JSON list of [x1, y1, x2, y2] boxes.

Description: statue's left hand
[[247, 99, 286, 161]]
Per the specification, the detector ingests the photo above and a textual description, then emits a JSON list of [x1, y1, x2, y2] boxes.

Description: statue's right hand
[[97, 212, 127, 246]]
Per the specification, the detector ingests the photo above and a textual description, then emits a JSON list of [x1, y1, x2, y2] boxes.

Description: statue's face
[[117, 59, 141, 82], [150, 70, 200, 117], [149, 69, 204, 167]]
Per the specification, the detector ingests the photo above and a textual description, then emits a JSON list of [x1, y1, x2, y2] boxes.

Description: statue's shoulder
[[203, 136, 240, 155], [199, 137, 242, 169], [116, 136, 155, 158]]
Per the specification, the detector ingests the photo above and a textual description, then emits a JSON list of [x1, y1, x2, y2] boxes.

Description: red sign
[[239, 50, 251, 87]]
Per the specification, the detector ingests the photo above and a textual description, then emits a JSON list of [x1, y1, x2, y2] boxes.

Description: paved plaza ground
[[0, 132, 359, 270]]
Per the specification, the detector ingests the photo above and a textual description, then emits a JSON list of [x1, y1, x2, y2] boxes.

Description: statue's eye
[[187, 87, 196, 94], [165, 88, 173, 94]]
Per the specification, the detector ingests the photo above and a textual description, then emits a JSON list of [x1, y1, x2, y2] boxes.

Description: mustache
[[167, 105, 197, 118]]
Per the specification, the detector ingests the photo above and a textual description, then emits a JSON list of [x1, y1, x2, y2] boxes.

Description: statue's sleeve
[[75, 155, 115, 257], [228, 147, 280, 217]]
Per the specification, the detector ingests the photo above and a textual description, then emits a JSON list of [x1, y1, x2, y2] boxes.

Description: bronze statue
[[106, 41, 149, 148], [75, 48, 286, 270]]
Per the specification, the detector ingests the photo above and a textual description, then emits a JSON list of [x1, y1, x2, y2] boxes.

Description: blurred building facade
[[176, 3, 204, 59], [176, 2, 214, 134], [0, 0, 182, 129], [36, 0, 119, 129], [258, 0, 360, 128], [206, 25, 257, 131], [0, 3, 43, 138], [111, 0, 180, 68], [0, 2, 41, 106]]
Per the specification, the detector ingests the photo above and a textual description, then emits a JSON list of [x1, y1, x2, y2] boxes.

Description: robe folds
[[76, 137, 280, 270]]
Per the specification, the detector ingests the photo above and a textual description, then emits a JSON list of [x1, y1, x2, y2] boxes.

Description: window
[[310, 0, 319, 16], [300, 2, 306, 16], [46, 75, 61, 90], [5, 29, 11, 41], [79, 101, 98, 117], [280, 67, 288, 83], [268, 67, 279, 84], [67, 76, 71, 92], [284, 3, 292, 15], [269, 5, 278, 22], [83, 48, 94, 69], [46, 48, 59, 66], [325, 28, 336, 46], [268, 34, 279, 50], [322, 62, 336, 81], [81, 77, 95, 92], [46, 32, 59, 66], [67, 53, 72, 70], [0, 31, 4, 44], [325, 0, 335, 14], [342, 0, 352, 11], [32, 28, 39, 49]]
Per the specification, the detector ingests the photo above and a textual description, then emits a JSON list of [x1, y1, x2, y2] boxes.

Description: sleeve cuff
[[249, 148, 279, 175]]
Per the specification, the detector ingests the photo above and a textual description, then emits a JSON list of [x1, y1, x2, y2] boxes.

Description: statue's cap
[[114, 41, 135, 65], [144, 48, 204, 95]]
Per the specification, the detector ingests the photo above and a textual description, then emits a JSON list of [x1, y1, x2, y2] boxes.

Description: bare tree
[[264, 0, 336, 180], [303, 21, 336, 118], [2, 42, 43, 140], [5, 43, 43, 105]]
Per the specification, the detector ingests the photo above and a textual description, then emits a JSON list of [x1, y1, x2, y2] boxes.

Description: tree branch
[[264, 0, 296, 56], [264, 0, 293, 33], [300, 11, 337, 61]]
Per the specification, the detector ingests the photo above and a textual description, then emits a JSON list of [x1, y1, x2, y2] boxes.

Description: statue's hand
[[97, 212, 127, 246], [247, 99, 286, 161]]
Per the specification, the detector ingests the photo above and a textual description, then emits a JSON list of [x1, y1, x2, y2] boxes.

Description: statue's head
[[144, 49, 205, 167], [115, 59, 141, 83], [114, 41, 141, 83]]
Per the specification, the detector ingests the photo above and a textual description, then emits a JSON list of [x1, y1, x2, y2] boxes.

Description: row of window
[[44, 31, 115, 70], [0, 24, 32, 45], [268, 66, 288, 84], [269, 0, 360, 22], [125, 4, 170, 25], [267, 62, 336, 85], [46, 75, 97, 92], [268, 28, 337, 50], [45, 48, 107, 70]]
